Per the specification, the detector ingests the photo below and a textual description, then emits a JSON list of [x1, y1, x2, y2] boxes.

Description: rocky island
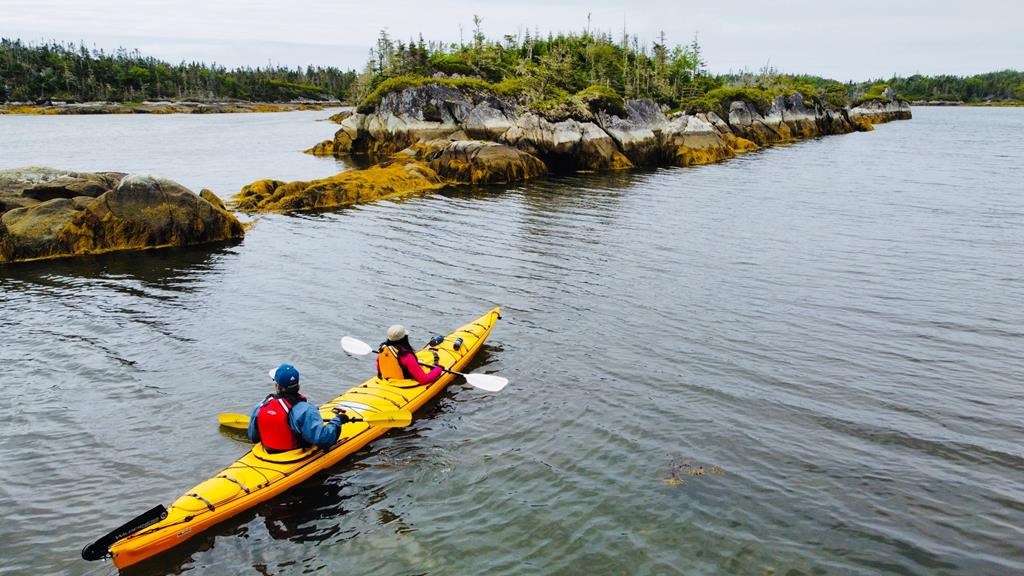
[[235, 83, 910, 212], [0, 167, 244, 264], [228, 28, 910, 212]]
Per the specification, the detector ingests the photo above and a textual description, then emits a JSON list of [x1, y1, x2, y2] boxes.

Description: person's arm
[[398, 352, 443, 384], [290, 402, 345, 449], [247, 402, 262, 444]]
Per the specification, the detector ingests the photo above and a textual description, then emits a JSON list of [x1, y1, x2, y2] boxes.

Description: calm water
[[1, 107, 1022, 576]]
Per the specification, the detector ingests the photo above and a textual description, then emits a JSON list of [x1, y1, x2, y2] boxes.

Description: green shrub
[[703, 86, 771, 116], [491, 78, 530, 99], [576, 85, 627, 116], [427, 53, 476, 76], [356, 75, 496, 113], [852, 83, 892, 106]]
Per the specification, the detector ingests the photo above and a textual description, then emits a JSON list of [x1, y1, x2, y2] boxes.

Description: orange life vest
[[377, 344, 411, 380]]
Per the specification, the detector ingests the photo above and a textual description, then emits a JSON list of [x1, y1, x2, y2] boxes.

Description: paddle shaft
[[218, 412, 410, 431]]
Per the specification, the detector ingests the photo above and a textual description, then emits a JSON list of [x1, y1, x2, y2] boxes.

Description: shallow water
[[1, 107, 1022, 575]]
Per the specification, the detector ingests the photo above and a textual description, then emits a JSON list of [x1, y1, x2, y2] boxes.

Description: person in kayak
[[377, 324, 444, 385], [248, 363, 348, 452]]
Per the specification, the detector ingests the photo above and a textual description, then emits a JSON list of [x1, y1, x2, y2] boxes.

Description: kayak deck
[[104, 307, 501, 569]]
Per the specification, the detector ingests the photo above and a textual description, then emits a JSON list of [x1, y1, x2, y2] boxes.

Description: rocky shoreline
[[240, 84, 911, 212], [0, 100, 342, 115], [0, 85, 912, 264]]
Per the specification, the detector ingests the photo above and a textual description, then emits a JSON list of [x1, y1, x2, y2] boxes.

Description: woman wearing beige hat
[[376, 324, 444, 385]]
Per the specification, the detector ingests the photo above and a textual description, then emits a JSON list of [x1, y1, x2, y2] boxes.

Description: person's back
[[248, 364, 347, 452], [376, 324, 443, 385]]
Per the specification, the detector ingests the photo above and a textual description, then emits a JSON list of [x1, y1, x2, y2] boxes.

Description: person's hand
[[331, 407, 350, 424]]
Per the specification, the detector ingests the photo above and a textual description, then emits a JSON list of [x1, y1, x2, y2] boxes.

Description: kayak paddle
[[82, 504, 167, 561], [217, 409, 413, 431], [340, 336, 508, 392]]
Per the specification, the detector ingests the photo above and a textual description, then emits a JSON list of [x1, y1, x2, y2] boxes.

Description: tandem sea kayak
[[83, 307, 502, 570]]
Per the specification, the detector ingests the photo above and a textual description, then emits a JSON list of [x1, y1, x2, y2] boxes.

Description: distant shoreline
[[910, 100, 1024, 107], [0, 100, 349, 115]]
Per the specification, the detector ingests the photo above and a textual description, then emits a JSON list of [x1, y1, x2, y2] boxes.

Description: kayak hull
[[104, 307, 501, 569]]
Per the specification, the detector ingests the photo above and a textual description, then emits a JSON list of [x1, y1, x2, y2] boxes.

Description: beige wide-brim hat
[[387, 324, 407, 341]]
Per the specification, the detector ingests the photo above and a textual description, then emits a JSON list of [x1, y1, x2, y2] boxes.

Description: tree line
[[0, 38, 357, 103], [350, 20, 714, 111], [5, 32, 1021, 109], [869, 70, 1024, 103]]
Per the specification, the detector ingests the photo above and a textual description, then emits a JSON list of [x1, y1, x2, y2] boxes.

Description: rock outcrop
[[243, 85, 913, 215], [234, 160, 445, 212], [332, 85, 518, 158], [0, 167, 243, 264], [326, 84, 912, 172], [245, 136, 548, 212], [425, 140, 547, 185]]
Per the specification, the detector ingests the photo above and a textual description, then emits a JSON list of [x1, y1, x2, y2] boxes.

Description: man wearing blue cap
[[248, 364, 348, 452]]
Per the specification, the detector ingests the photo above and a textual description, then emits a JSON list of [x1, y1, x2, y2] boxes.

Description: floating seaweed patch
[[664, 455, 725, 487]]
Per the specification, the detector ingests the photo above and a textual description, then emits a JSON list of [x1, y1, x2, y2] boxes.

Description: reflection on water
[[2, 107, 1023, 576]]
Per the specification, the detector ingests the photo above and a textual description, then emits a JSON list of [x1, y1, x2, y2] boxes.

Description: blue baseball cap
[[268, 364, 300, 390]]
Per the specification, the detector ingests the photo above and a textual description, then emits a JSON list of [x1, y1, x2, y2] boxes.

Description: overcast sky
[[3, 0, 1021, 81]]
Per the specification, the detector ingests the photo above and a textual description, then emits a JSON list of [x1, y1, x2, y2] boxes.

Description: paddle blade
[[464, 373, 509, 392], [82, 505, 167, 561], [341, 336, 373, 356], [218, 413, 251, 430], [360, 410, 413, 428]]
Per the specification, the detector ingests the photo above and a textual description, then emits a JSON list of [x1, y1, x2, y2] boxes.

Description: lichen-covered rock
[[337, 85, 518, 158], [328, 110, 353, 124], [0, 167, 123, 212], [427, 140, 546, 184], [234, 161, 445, 212], [849, 98, 913, 124], [666, 114, 735, 167], [503, 113, 633, 171], [316, 82, 911, 175], [0, 168, 243, 264], [728, 101, 787, 146], [305, 139, 336, 156], [597, 99, 667, 165], [778, 94, 820, 138]]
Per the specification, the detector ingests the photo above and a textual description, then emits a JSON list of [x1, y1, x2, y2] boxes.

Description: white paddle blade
[[341, 336, 373, 356], [268, 368, 277, 380], [464, 373, 509, 392]]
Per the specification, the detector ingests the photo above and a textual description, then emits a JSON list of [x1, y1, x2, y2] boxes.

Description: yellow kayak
[[84, 307, 502, 570]]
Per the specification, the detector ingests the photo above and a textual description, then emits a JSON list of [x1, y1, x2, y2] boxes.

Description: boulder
[[427, 140, 546, 184], [597, 99, 667, 165], [305, 139, 336, 156], [0, 168, 243, 264], [0, 167, 122, 212], [234, 161, 445, 212], [849, 98, 913, 124], [779, 93, 820, 138], [503, 113, 632, 172], [339, 85, 519, 158], [728, 101, 785, 146]]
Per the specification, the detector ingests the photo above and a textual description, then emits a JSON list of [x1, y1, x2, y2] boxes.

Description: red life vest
[[256, 394, 301, 452]]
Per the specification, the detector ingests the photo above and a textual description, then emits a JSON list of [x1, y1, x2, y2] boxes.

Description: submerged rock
[[234, 160, 445, 212], [0, 167, 243, 264]]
